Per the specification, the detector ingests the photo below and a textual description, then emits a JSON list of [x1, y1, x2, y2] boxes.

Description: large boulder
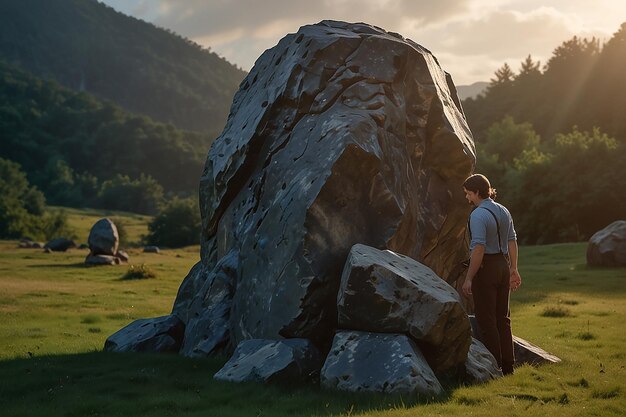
[[587, 220, 626, 267], [337, 244, 471, 371], [214, 338, 322, 384], [104, 315, 184, 353], [190, 20, 475, 350], [321, 331, 443, 396], [88, 218, 119, 256]]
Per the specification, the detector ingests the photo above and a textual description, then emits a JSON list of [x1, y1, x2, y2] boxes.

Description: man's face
[[463, 187, 480, 206]]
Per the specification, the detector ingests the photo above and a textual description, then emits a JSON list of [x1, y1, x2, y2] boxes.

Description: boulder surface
[[88, 218, 119, 256], [321, 331, 443, 396], [104, 315, 184, 353]]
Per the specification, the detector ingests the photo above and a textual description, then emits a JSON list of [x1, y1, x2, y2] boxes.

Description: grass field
[[0, 213, 625, 416]]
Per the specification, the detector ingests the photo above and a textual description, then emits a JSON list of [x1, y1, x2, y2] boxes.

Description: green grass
[[1, 219, 625, 416]]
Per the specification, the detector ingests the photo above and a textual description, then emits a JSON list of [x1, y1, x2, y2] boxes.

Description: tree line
[[464, 23, 626, 244]]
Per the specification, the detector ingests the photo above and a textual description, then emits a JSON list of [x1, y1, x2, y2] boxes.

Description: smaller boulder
[[465, 338, 502, 383], [104, 315, 184, 353], [213, 339, 322, 384], [85, 254, 120, 266], [88, 218, 119, 256], [78, 243, 89, 250], [321, 331, 443, 397], [144, 246, 160, 254], [44, 238, 76, 252], [115, 251, 130, 263], [587, 220, 626, 267]]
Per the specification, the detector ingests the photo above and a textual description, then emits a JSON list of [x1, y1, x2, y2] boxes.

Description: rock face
[[587, 220, 626, 267], [104, 315, 184, 353], [214, 338, 322, 383], [88, 218, 119, 256], [337, 244, 471, 371], [108, 20, 478, 391], [191, 19, 474, 350], [513, 336, 561, 366], [321, 331, 443, 396]]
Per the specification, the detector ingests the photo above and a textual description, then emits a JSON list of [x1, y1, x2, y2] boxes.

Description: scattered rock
[[116, 250, 130, 263], [85, 254, 120, 266], [587, 220, 626, 267], [88, 218, 119, 256], [143, 246, 160, 254], [321, 331, 443, 396], [78, 243, 89, 250], [214, 338, 322, 384], [337, 244, 471, 371], [104, 315, 184, 353], [43, 247, 52, 253], [44, 238, 76, 252], [465, 337, 502, 383]]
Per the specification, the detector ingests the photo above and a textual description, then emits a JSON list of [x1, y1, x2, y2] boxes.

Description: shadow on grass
[[0, 351, 444, 417], [28, 263, 88, 269]]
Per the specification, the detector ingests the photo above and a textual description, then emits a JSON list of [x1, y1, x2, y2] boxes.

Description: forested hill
[[0, 60, 211, 212], [0, 0, 246, 133]]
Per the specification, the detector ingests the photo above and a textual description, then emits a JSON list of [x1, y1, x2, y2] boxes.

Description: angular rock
[[513, 336, 561, 366], [85, 254, 120, 266], [143, 246, 160, 254], [465, 337, 502, 383], [321, 331, 443, 396], [192, 20, 474, 350], [104, 315, 184, 353], [214, 338, 322, 384], [337, 244, 471, 371], [177, 250, 238, 357], [115, 250, 130, 263], [44, 238, 76, 252], [88, 218, 119, 256], [587, 220, 626, 267]]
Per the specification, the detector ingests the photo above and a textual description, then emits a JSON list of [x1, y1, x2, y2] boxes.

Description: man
[[462, 174, 521, 375]]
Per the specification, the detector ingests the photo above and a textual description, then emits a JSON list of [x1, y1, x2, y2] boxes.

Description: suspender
[[468, 206, 504, 254]]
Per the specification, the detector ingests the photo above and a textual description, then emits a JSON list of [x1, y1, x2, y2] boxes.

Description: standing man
[[462, 174, 521, 375]]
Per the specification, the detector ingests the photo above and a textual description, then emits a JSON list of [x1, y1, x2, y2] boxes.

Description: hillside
[[0, 0, 246, 133], [0, 60, 210, 203]]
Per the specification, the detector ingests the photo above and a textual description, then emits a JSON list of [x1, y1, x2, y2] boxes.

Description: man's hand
[[462, 278, 472, 297], [510, 269, 521, 291]]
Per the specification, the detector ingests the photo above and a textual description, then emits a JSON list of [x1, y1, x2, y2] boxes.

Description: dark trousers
[[472, 253, 514, 373]]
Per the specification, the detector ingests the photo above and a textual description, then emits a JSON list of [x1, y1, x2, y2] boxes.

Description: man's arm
[[508, 240, 521, 291], [462, 244, 485, 297]]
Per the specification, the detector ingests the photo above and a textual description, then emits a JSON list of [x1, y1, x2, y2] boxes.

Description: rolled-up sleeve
[[508, 217, 517, 241]]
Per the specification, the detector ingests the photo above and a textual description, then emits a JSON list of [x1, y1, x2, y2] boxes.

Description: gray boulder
[[88, 218, 119, 256], [85, 254, 120, 266], [192, 20, 474, 350], [587, 220, 626, 267], [143, 246, 160, 254], [44, 238, 76, 252], [116, 250, 130, 263], [104, 315, 184, 353], [214, 338, 322, 384], [337, 244, 471, 371], [465, 337, 502, 383], [513, 335, 561, 366], [321, 331, 443, 396]]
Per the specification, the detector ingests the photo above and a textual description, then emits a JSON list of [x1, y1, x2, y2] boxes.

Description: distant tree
[[98, 174, 164, 215], [144, 197, 201, 247]]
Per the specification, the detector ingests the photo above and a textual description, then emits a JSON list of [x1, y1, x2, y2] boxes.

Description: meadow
[[0, 210, 624, 416]]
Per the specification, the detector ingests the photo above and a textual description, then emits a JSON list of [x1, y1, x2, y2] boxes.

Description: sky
[[99, 0, 625, 85]]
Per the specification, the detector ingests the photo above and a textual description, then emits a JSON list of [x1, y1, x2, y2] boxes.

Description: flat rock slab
[[321, 331, 443, 397], [513, 336, 561, 366], [465, 337, 502, 383], [104, 315, 184, 353], [587, 220, 626, 267], [213, 338, 322, 384], [85, 254, 120, 265], [338, 244, 471, 371]]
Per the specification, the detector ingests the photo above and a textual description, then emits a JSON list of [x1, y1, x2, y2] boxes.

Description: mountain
[[0, 0, 246, 133], [456, 81, 488, 101]]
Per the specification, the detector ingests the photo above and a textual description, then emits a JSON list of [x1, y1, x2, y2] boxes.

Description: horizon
[[98, 0, 624, 85]]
